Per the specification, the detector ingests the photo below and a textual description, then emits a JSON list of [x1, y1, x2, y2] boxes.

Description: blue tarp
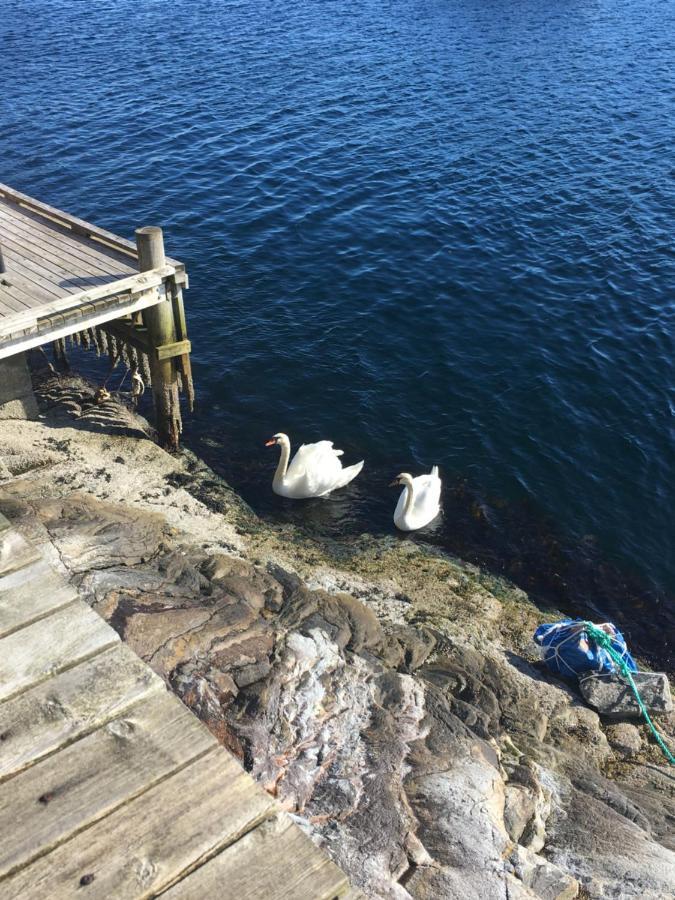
[[533, 619, 637, 678]]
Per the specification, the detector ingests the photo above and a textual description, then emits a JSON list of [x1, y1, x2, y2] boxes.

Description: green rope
[[583, 622, 675, 766]]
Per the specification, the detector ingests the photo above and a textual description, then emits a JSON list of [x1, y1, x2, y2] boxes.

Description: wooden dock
[[0, 513, 351, 899], [0, 184, 193, 447]]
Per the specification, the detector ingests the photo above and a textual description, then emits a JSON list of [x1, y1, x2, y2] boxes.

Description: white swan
[[265, 432, 364, 499], [391, 466, 442, 531]]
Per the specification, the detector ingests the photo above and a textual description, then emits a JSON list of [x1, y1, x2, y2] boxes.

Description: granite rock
[[579, 671, 673, 718]]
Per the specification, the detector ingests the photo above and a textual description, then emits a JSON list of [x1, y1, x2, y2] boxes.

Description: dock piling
[[135, 226, 181, 449]]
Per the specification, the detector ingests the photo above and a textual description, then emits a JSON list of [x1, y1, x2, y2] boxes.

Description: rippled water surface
[[2, 1, 674, 618]]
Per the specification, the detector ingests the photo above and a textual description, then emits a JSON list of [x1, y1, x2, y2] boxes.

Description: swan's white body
[[268, 433, 364, 499], [393, 466, 441, 531]]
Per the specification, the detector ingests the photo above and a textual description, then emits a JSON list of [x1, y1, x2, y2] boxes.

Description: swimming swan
[[266, 432, 364, 499], [391, 466, 441, 531]]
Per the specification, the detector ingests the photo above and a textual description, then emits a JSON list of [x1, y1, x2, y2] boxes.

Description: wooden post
[[135, 226, 181, 449], [167, 277, 195, 412], [0, 242, 6, 275]]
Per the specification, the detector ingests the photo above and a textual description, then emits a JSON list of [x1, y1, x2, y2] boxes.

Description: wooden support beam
[[136, 227, 181, 449], [0, 267, 174, 339], [102, 321, 190, 361], [167, 275, 195, 411], [102, 319, 152, 355], [0, 286, 167, 362], [156, 339, 192, 361]]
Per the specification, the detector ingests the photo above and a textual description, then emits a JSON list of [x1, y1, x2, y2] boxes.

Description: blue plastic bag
[[533, 619, 637, 678]]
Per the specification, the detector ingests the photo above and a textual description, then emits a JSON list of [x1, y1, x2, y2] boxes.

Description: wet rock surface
[[1, 374, 674, 899]]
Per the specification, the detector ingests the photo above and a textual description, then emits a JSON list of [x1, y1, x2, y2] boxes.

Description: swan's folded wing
[[415, 474, 442, 510], [286, 441, 339, 481]]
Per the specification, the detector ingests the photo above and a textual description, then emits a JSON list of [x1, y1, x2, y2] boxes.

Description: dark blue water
[[2, 1, 674, 634]]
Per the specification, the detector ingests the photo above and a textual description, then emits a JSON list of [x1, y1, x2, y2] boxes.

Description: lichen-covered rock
[[605, 723, 642, 758]]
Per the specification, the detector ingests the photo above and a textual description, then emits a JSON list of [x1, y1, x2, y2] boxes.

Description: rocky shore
[[1, 371, 673, 900]]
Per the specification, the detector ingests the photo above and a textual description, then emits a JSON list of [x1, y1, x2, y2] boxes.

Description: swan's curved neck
[[273, 437, 291, 487], [400, 474, 415, 516]]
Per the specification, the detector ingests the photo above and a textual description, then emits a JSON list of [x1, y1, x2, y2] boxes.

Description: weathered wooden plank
[[0, 269, 45, 315], [0, 209, 186, 308], [0, 600, 118, 702], [0, 642, 164, 780], [0, 747, 276, 899], [0, 186, 142, 261], [0, 183, 184, 271], [0, 231, 112, 299], [0, 192, 141, 266], [0, 690, 217, 879], [162, 814, 350, 900], [0, 266, 174, 338], [0, 528, 41, 579], [0, 208, 136, 281], [0, 207, 134, 288], [0, 298, 19, 318], [0, 224, 102, 288], [0, 284, 33, 313], [0, 232, 111, 288], [0, 251, 68, 300], [0, 557, 77, 638], [0, 271, 50, 311]]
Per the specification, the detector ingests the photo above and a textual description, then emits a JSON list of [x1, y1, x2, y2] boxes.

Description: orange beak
[[265, 439, 276, 447]]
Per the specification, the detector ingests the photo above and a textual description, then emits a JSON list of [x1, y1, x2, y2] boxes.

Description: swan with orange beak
[[265, 432, 364, 499]]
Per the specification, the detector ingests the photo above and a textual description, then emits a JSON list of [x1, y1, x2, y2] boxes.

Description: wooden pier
[[0, 184, 193, 448], [0, 512, 351, 899]]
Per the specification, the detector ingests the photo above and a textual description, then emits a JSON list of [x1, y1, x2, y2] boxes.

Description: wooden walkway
[[0, 513, 351, 899], [0, 183, 186, 361]]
